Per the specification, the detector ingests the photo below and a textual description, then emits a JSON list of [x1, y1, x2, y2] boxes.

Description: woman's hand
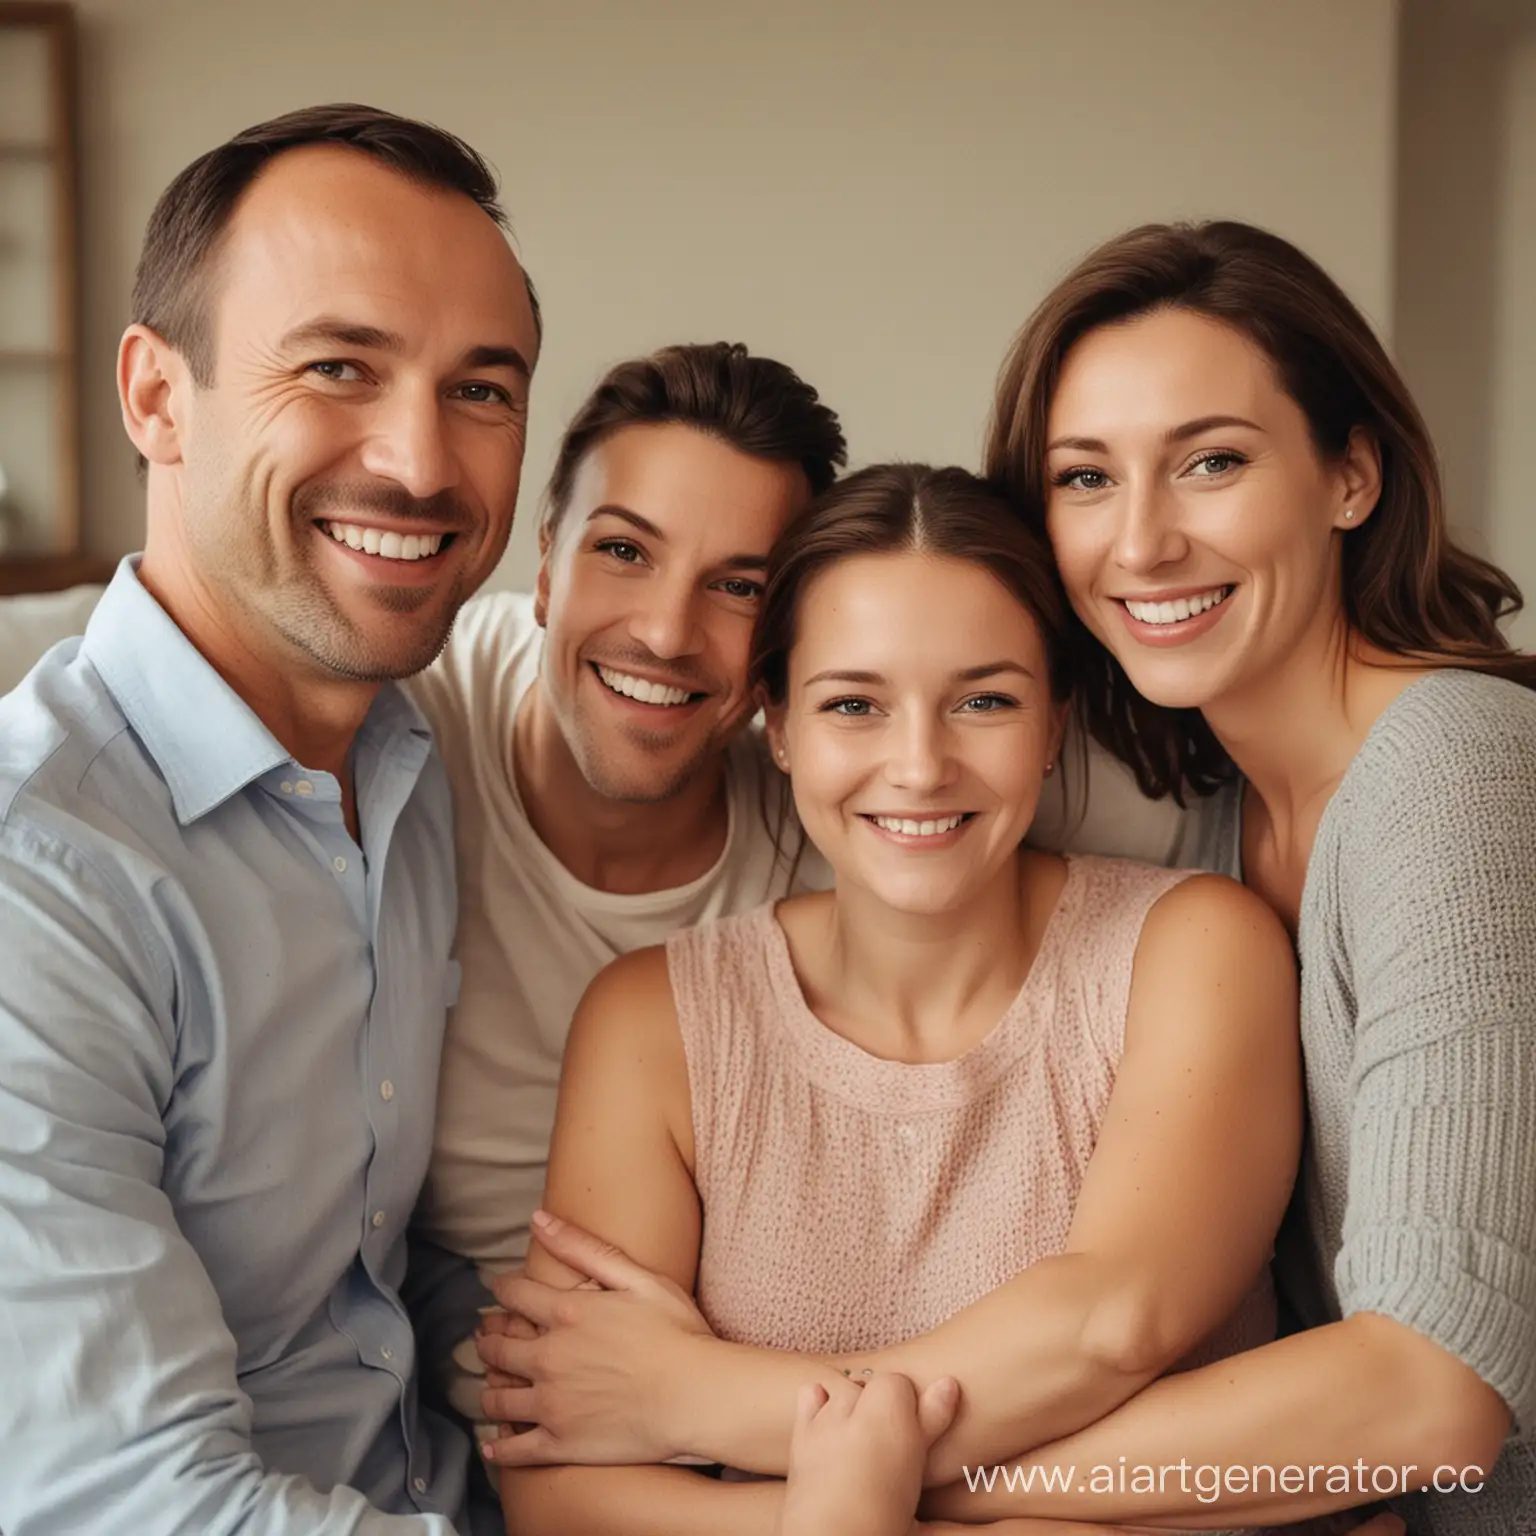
[[781, 1372, 959, 1536], [476, 1210, 717, 1467]]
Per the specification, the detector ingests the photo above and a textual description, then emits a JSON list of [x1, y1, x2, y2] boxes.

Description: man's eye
[[454, 382, 511, 405], [308, 360, 365, 383], [715, 578, 763, 601]]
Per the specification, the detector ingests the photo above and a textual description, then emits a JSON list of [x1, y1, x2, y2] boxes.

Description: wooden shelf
[[0, 2, 81, 565], [0, 553, 115, 596]]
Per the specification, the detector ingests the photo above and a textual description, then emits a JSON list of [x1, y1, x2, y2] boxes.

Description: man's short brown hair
[[542, 342, 847, 539], [131, 102, 539, 386]]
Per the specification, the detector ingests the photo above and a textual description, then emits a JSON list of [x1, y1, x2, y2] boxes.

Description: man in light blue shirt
[[0, 104, 540, 1534]]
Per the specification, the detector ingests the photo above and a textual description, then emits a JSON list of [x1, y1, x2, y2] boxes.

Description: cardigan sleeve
[[1330, 675, 1536, 1431]]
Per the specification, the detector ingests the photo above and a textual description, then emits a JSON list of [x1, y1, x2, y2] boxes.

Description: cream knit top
[[666, 854, 1273, 1360]]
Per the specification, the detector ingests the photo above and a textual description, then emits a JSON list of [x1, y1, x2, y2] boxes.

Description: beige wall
[[1395, 0, 1536, 648], [71, 0, 1397, 589], [1489, 33, 1536, 649]]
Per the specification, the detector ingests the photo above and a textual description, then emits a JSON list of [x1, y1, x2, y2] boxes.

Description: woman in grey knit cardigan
[[947, 219, 1535, 1536]]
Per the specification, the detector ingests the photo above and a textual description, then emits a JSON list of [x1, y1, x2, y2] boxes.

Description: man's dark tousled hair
[[131, 102, 540, 387], [541, 342, 848, 537]]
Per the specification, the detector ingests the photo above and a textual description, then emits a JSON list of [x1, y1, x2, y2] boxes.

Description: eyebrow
[[803, 661, 1035, 687], [585, 505, 770, 570], [279, 319, 531, 379], [1046, 414, 1265, 454]]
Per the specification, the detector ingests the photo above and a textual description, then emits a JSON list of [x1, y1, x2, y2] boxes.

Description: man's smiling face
[[167, 143, 539, 681], [535, 420, 812, 803]]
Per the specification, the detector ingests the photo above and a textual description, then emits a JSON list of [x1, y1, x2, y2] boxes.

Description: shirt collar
[[82, 557, 433, 826]]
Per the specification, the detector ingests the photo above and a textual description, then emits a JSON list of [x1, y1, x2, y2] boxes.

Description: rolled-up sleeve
[[1333, 707, 1536, 1433], [0, 826, 450, 1536]]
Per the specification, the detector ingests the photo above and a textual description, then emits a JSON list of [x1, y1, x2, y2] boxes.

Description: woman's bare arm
[[496, 946, 790, 1536], [486, 875, 1305, 1485]]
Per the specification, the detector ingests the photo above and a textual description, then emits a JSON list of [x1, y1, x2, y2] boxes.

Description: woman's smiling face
[[768, 549, 1063, 917], [1043, 305, 1373, 713]]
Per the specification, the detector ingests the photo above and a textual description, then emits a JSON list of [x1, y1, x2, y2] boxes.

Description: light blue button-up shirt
[[0, 561, 471, 1534]]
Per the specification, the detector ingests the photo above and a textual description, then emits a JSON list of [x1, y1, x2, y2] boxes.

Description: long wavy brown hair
[[985, 219, 1535, 803]]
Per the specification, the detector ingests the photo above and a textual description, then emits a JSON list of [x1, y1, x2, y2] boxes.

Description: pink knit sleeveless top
[[666, 854, 1275, 1358]]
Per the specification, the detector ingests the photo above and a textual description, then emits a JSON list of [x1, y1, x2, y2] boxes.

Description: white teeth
[[596, 665, 694, 707], [1124, 586, 1230, 625], [871, 814, 966, 838], [322, 522, 445, 561]]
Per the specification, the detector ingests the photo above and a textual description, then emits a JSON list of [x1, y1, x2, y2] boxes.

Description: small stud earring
[[1043, 760, 1055, 778], [1343, 507, 1356, 522]]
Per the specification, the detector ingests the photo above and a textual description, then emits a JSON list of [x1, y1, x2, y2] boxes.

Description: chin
[[851, 870, 977, 917], [1108, 654, 1228, 713], [281, 613, 456, 683], [574, 741, 711, 805]]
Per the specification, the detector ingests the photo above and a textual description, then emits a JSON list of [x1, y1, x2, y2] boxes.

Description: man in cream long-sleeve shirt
[[406, 343, 846, 1420]]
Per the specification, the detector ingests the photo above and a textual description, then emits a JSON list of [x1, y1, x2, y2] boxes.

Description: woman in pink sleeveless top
[[499, 465, 1310, 1536]]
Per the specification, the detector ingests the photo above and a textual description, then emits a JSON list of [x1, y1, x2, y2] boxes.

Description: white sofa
[[0, 584, 107, 696]]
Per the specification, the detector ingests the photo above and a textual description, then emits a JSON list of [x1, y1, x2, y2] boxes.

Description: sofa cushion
[[0, 584, 107, 695]]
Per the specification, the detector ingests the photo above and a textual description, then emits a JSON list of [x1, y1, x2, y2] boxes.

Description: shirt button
[[332, 855, 348, 874], [898, 1124, 917, 1142], [413, 1477, 428, 1494], [380, 1080, 395, 1102], [372, 1211, 386, 1229], [280, 780, 294, 794], [381, 1346, 394, 1362], [295, 780, 314, 797]]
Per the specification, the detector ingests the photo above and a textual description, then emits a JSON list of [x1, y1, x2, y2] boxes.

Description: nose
[[359, 381, 460, 501], [628, 574, 704, 662], [1111, 474, 1188, 575], [885, 708, 957, 796]]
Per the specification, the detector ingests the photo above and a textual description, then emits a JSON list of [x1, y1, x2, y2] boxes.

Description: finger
[[477, 1307, 514, 1337], [916, 1376, 961, 1445], [483, 1367, 528, 1390], [529, 1208, 657, 1292], [475, 1330, 539, 1379], [858, 1371, 919, 1415], [794, 1381, 829, 1428], [481, 1424, 563, 1468], [481, 1384, 538, 1424], [489, 1272, 568, 1329], [482, 1306, 540, 1341]]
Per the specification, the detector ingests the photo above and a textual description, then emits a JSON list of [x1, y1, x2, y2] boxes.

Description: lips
[[318, 520, 451, 562], [1120, 585, 1232, 626], [589, 661, 708, 710]]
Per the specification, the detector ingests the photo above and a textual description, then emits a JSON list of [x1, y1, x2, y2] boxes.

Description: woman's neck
[[794, 850, 1065, 1063], [1202, 614, 1431, 847]]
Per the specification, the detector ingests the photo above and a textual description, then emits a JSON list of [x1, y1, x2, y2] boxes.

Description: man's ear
[[118, 324, 189, 467]]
